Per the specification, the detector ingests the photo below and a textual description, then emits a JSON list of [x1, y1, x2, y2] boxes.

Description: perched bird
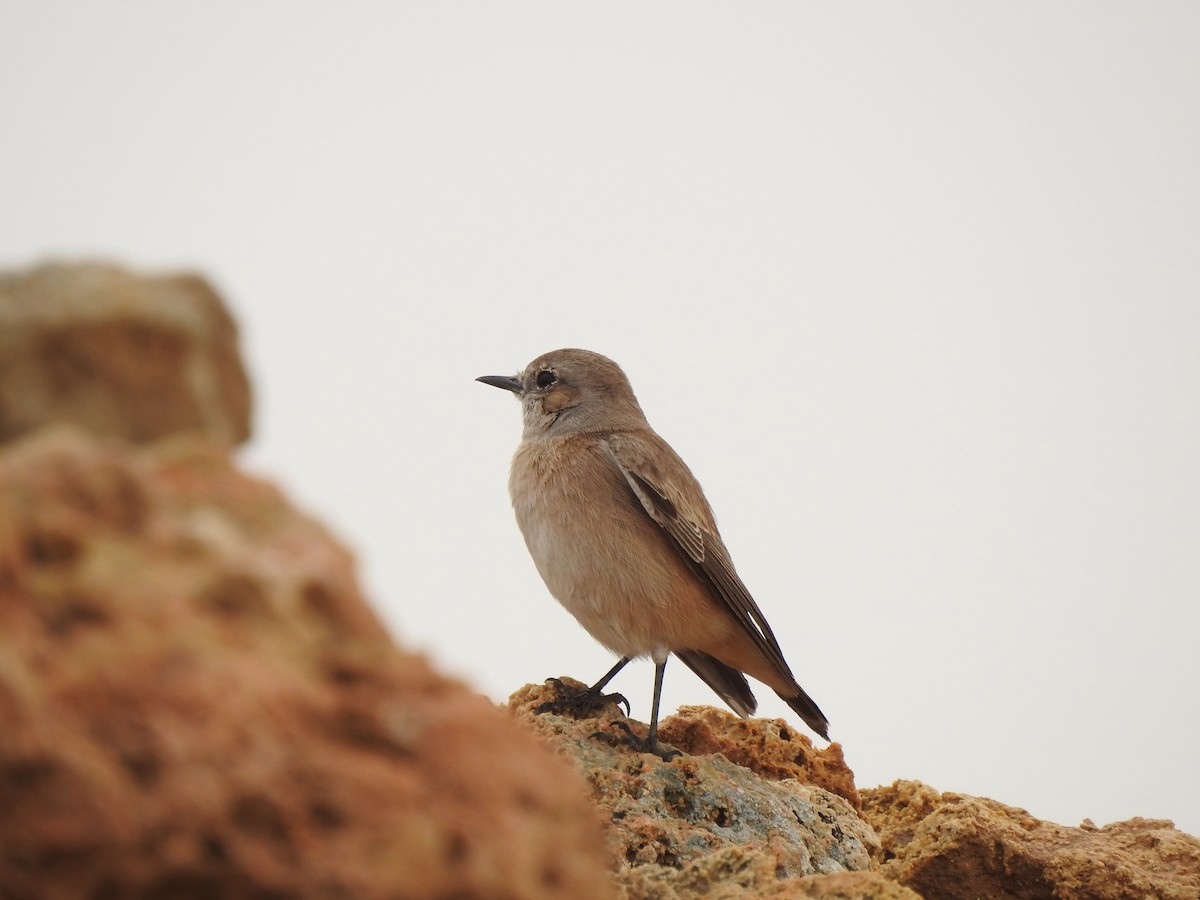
[[477, 349, 828, 758]]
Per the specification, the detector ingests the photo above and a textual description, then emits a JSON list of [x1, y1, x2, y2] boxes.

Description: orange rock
[[0, 428, 615, 899], [863, 779, 1200, 899], [659, 704, 861, 811], [0, 262, 252, 446]]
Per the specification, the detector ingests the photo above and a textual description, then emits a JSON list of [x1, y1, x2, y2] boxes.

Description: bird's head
[[477, 348, 647, 438]]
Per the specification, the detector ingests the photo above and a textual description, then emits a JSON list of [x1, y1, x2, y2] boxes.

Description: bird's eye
[[535, 370, 557, 388]]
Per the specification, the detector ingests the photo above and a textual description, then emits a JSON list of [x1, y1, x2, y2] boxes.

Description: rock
[[619, 855, 921, 899], [0, 262, 252, 446], [0, 427, 615, 899], [509, 680, 883, 898], [862, 779, 1200, 900], [659, 704, 861, 812]]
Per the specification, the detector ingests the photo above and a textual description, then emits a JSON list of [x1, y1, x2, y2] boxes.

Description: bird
[[477, 348, 829, 759]]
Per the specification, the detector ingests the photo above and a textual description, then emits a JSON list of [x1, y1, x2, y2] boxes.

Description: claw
[[535, 679, 629, 718]]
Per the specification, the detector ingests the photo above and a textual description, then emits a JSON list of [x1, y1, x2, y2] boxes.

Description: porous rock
[[620, 851, 920, 899], [509, 680, 886, 899], [863, 779, 1200, 900], [659, 704, 861, 812], [0, 427, 615, 899], [0, 262, 252, 446]]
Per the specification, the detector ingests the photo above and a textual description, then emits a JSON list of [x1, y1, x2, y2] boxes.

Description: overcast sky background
[[3, 3, 1198, 836]]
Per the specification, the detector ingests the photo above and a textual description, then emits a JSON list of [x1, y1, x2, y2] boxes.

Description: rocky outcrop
[[0, 262, 251, 446], [509, 680, 910, 899], [862, 780, 1200, 899], [511, 682, 1200, 898]]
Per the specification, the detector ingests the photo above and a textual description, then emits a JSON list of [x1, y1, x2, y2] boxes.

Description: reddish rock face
[[0, 428, 614, 899]]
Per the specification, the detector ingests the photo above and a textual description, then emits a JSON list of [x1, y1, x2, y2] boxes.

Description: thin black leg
[[591, 656, 632, 694], [646, 658, 668, 746], [596, 657, 680, 762]]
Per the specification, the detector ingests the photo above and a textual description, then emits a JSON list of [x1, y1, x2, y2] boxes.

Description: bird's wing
[[602, 432, 795, 684]]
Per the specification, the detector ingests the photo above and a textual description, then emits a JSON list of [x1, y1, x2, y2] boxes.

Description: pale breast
[[508, 435, 721, 658]]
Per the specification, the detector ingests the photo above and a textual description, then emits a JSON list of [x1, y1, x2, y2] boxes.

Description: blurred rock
[[862, 779, 1200, 899], [0, 262, 251, 446], [509, 680, 890, 899], [0, 427, 614, 899]]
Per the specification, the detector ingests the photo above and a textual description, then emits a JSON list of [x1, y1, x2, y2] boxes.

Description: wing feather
[[604, 434, 795, 683]]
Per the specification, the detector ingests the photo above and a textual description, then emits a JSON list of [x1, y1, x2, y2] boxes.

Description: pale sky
[[3, 3, 1198, 836]]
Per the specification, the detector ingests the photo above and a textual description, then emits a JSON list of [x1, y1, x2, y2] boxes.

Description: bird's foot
[[536, 677, 630, 719], [591, 721, 681, 762]]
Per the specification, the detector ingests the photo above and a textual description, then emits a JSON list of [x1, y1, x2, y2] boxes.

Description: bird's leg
[[536, 657, 632, 718], [595, 659, 681, 762]]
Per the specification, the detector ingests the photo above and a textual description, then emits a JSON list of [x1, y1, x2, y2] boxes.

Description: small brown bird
[[478, 349, 828, 758]]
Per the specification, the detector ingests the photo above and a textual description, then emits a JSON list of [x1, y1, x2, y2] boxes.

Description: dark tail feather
[[778, 685, 830, 741], [679, 650, 831, 742], [676, 651, 758, 718]]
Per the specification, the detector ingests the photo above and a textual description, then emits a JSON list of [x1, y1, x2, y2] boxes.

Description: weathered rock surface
[[509, 680, 899, 899], [659, 704, 861, 812], [862, 779, 1200, 900], [509, 681, 1200, 899], [619, 852, 920, 900], [0, 262, 251, 446], [0, 427, 615, 898]]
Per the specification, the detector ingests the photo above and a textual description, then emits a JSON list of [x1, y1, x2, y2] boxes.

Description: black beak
[[476, 374, 524, 394]]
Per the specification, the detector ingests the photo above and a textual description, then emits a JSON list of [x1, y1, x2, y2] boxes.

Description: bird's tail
[[778, 685, 830, 741], [678, 650, 831, 741], [676, 650, 757, 718]]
